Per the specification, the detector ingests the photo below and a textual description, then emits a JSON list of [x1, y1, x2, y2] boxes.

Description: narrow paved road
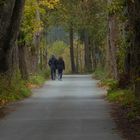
[[0, 75, 123, 140]]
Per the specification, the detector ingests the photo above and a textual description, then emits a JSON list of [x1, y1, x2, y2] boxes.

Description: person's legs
[[58, 69, 61, 80], [51, 69, 54, 80], [58, 69, 60, 80], [51, 69, 56, 80], [58, 69, 63, 80], [60, 70, 63, 79], [54, 69, 56, 80]]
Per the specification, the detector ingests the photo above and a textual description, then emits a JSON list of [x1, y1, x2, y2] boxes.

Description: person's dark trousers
[[58, 69, 63, 80], [51, 69, 56, 80]]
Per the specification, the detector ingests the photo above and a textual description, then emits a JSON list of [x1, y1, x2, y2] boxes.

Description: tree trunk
[[108, 16, 118, 80], [69, 26, 76, 73], [0, 0, 25, 73], [84, 30, 92, 72], [107, 0, 118, 80], [18, 44, 29, 80], [126, 0, 140, 96], [32, 8, 42, 73], [75, 43, 79, 73]]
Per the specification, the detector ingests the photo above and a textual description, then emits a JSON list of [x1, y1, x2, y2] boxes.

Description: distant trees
[[50, 0, 78, 73], [47, 0, 106, 73]]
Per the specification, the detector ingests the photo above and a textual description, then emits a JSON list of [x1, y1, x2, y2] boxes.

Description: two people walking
[[48, 55, 65, 81]]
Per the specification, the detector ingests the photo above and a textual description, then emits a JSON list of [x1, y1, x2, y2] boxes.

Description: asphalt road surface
[[0, 75, 123, 140]]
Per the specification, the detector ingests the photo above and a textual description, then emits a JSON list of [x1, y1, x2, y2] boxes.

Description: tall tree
[[69, 25, 76, 73], [126, 0, 140, 96], [0, 0, 25, 73], [107, 0, 119, 80]]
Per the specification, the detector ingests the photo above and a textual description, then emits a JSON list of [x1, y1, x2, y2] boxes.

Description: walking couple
[[48, 55, 65, 81]]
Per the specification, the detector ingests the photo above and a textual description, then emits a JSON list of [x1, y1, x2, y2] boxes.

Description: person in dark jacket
[[48, 55, 58, 80], [57, 57, 65, 80]]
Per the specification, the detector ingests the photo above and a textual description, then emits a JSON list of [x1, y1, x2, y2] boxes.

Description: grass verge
[[92, 67, 107, 80], [0, 69, 50, 107], [0, 72, 31, 107], [27, 70, 50, 88], [93, 68, 140, 139]]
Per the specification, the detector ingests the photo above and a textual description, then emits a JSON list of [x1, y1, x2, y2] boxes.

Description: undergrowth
[[107, 89, 140, 120], [0, 72, 31, 106], [0, 69, 50, 107], [28, 69, 50, 87], [93, 67, 107, 80], [94, 68, 140, 120]]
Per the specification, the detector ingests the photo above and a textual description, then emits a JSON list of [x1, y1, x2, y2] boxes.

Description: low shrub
[[101, 78, 118, 90], [0, 72, 31, 106], [107, 89, 140, 120], [0, 69, 50, 107], [28, 69, 50, 87], [107, 89, 135, 106], [29, 75, 46, 86], [93, 67, 107, 80], [39, 69, 50, 79]]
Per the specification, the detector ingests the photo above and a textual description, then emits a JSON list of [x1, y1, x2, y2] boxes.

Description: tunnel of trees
[[0, 0, 140, 136]]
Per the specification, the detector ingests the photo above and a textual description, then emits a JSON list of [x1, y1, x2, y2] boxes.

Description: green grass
[[29, 75, 46, 86], [93, 67, 140, 120], [101, 78, 118, 90], [107, 89, 135, 106], [39, 69, 50, 79], [93, 67, 107, 80], [29, 69, 50, 86], [107, 89, 140, 120], [0, 69, 50, 107], [93, 67, 118, 90], [0, 72, 31, 106]]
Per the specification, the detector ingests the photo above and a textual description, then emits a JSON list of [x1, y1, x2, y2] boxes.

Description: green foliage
[[108, 0, 124, 15], [20, 0, 43, 44], [0, 72, 31, 106], [29, 75, 46, 86], [20, 0, 59, 44], [107, 89, 140, 120], [39, 69, 50, 79], [93, 67, 108, 80], [101, 79, 118, 90], [127, 100, 140, 119], [107, 89, 135, 106], [29, 70, 50, 86], [48, 41, 68, 57], [0, 69, 50, 106]]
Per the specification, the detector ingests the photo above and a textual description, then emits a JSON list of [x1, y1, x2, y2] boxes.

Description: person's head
[[58, 56, 63, 61], [51, 55, 55, 59]]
